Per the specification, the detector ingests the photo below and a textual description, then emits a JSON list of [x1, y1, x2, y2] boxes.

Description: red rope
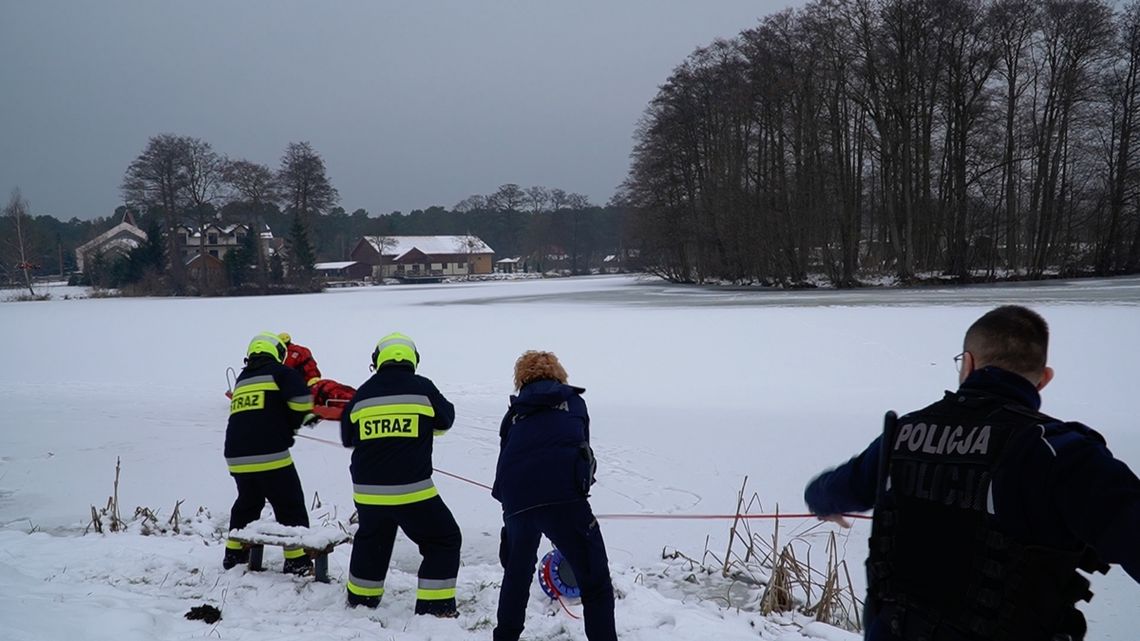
[[295, 433, 869, 522], [542, 556, 582, 619], [595, 512, 871, 521]]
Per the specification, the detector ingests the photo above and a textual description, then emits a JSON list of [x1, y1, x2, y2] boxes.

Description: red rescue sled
[[225, 373, 356, 422]]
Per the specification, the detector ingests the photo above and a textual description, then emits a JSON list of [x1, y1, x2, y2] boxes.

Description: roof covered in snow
[[76, 221, 147, 255], [314, 261, 358, 270], [363, 235, 493, 258]]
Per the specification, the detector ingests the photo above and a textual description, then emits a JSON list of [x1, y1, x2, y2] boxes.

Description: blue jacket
[[491, 380, 594, 518], [805, 367, 1140, 599]]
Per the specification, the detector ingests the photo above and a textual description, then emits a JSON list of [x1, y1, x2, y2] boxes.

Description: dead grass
[[674, 476, 863, 632]]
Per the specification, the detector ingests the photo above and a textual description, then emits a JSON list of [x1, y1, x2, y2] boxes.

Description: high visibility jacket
[[283, 342, 322, 387], [492, 380, 595, 518], [805, 367, 1140, 640], [339, 363, 455, 505], [224, 354, 314, 474]]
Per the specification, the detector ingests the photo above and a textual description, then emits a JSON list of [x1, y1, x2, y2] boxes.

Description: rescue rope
[[542, 559, 582, 620], [294, 433, 868, 522], [595, 512, 871, 521]]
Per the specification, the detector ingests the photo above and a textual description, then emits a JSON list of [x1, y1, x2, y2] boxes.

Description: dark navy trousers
[[228, 464, 309, 530], [494, 500, 616, 641]]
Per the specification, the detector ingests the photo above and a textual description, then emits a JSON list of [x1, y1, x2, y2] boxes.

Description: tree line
[[620, 0, 1140, 285], [3, 137, 631, 295]]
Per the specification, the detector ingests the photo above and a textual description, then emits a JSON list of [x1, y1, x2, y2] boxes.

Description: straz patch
[[360, 415, 419, 439], [230, 391, 265, 414]]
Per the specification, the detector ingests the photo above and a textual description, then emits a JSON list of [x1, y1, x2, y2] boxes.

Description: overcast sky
[[1, 1, 796, 221]]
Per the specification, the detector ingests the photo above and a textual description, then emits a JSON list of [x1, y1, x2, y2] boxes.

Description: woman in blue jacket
[[491, 351, 616, 641]]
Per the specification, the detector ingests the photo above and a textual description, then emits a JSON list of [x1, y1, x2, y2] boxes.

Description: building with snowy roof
[[349, 235, 495, 280], [75, 210, 148, 274], [314, 260, 371, 282]]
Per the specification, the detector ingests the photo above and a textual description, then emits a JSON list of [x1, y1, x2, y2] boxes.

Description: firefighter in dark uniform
[[340, 332, 462, 616], [492, 350, 616, 641], [223, 331, 317, 575], [804, 306, 1140, 641]]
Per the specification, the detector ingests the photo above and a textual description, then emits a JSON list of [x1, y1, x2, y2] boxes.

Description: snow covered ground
[[2, 275, 1137, 640]]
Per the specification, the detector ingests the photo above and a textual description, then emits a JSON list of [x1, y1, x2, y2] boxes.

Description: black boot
[[222, 547, 249, 570], [415, 598, 459, 618], [347, 592, 381, 609]]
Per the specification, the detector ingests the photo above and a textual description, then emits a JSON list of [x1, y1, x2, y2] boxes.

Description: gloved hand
[[302, 412, 321, 427]]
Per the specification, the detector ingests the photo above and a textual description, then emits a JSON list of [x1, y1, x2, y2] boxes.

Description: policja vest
[[867, 390, 1108, 641]]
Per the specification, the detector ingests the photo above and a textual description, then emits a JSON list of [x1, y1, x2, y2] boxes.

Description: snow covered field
[[2, 275, 1138, 640]]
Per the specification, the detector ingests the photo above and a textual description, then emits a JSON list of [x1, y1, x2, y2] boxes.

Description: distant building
[[75, 210, 147, 274], [185, 252, 226, 287], [314, 260, 371, 282], [177, 223, 276, 263], [496, 257, 522, 274], [349, 235, 495, 280]]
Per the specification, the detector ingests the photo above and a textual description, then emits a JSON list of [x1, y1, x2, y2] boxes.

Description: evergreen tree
[[286, 213, 316, 280]]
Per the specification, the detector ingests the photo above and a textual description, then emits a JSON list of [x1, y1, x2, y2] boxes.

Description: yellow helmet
[[372, 332, 419, 370], [247, 331, 286, 362], [278, 332, 292, 345]]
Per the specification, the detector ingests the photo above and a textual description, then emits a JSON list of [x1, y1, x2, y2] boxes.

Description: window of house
[[179, 234, 188, 246], [208, 233, 218, 244], [209, 249, 219, 258]]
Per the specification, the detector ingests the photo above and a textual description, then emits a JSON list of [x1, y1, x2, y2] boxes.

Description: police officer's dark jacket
[[340, 363, 455, 501], [492, 379, 595, 518], [805, 367, 1140, 641], [224, 354, 314, 473]]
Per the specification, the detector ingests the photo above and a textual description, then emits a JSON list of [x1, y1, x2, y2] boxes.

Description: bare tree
[[488, 183, 526, 211], [223, 159, 279, 287], [122, 134, 190, 290], [4, 188, 36, 296], [453, 194, 488, 213], [183, 138, 224, 287], [1102, 0, 1140, 272], [278, 142, 338, 277], [525, 186, 550, 213], [278, 141, 339, 221]]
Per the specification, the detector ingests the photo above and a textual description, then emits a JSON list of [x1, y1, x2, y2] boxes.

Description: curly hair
[[513, 350, 568, 390]]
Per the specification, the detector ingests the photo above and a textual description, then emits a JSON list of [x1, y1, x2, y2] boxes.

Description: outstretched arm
[[1049, 431, 1140, 583], [804, 436, 882, 520]]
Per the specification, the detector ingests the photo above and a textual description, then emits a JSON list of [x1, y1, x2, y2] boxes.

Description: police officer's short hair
[[964, 305, 1049, 376]]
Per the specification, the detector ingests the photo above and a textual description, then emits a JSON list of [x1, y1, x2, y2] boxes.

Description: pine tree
[[286, 213, 315, 281]]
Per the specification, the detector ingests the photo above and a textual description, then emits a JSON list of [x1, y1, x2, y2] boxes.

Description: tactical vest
[[867, 391, 1107, 641]]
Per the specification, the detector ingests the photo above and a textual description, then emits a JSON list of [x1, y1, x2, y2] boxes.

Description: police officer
[[223, 331, 316, 575], [340, 332, 461, 616], [492, 351, 616, 641], [804, 306, 1140, 641]]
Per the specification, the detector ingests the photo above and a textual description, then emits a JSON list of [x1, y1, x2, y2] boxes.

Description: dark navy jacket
[[492, 380, 594, 518], [224, 354, 313, 460], [805, 367, 1140, 603], [339, 363, 455, 485]]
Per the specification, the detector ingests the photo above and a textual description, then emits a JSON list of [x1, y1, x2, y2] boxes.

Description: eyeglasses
[[953, 351, 967, 373]]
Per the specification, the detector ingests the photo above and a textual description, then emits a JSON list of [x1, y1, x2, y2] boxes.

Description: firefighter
[[223, 331, 317, 575], [492, 351, 616, 641], [804, 306, 1140, 641], [279, 332, 322, 387], [340, 332, 461, 616]]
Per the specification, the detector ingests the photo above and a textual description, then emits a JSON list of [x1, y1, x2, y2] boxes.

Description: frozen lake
[[1, 274, 1137, 640]]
